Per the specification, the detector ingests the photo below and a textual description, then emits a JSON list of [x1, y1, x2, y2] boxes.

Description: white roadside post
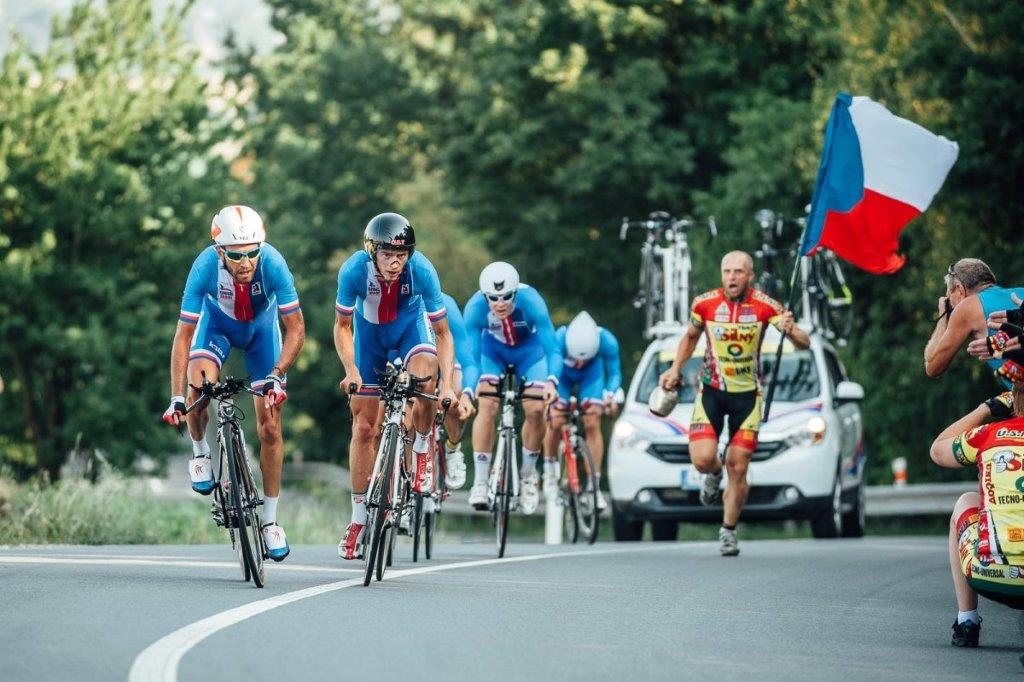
[[544, 488, 562, 545]]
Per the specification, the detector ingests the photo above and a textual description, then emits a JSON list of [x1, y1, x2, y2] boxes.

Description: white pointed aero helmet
[[648, 385, 678, 417], [479, 261, 520, 299], [565, 311, 601, 362], [210, 205, 266, 246]]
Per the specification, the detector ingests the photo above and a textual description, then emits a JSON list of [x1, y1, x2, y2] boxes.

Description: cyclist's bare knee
[[688, 440, 718, 472]]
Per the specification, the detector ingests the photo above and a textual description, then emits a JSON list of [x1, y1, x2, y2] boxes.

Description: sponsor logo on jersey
[[250, 282, 262, 296], [368, 281, 381, 295], [726, 343, 744, 357], [992, 450, 1022, 473], [208, 340, 224, 355], [995, 427, 1024, 440], [714, 302, 729, 321], [218, 284, 232, 300], [738, 315, 757, 323], [1009, 528, 1024, 543], [712, 325, 758, 343], [401, 284, 410, 295]]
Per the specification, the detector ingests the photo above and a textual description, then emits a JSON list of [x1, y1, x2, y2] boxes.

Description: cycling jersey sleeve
[[178, 248, 217, 325], [462, 293, 488, 389], [599, 328, 623, 394], [413, 253, 447, 324], [262, 244, 301, 316], [444, 293, 478, 392], [521, 287, 562, 383], [952, 425, 986, 467], [335, 252, 363, 317], [755, 290, 786, 328]]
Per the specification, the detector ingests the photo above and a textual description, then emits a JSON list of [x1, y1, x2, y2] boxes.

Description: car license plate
[[680, 466, 700, 491]]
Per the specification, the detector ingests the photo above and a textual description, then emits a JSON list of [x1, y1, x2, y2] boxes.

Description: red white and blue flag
[[800, 93, 959, 274]]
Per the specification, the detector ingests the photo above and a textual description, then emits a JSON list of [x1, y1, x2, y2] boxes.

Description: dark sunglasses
[[487, 292, 515, 302], [223, 246, 261, 262]]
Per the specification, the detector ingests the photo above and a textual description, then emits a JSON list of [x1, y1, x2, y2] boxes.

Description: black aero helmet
[[364, 212, 415, 259]]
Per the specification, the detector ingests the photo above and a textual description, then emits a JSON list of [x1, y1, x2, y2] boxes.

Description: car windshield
[[635, 348, 820, 404]]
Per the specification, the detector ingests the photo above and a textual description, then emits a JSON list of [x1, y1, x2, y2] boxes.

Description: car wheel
[[810, 472, 842, 539], [841, 481, 866, 538], [612, 504, 643, 542], [650, 520, 678, 542]]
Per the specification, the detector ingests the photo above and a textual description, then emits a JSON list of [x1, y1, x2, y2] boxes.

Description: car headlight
[[612, 420, 651, 452], [781, 415, 827, 448]]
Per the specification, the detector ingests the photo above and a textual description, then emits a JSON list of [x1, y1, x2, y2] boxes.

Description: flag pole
[[761, 232, 808, 423]]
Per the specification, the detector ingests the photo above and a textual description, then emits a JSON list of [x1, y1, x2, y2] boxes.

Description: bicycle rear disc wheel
[[224, 425, 264, 588], [574, 442, 600, 544]]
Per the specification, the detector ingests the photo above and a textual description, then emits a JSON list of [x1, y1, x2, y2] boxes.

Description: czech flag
[[800, 93, 959, 274]]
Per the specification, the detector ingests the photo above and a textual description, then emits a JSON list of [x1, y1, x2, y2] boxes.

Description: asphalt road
[[1, 537, 1021, 681]]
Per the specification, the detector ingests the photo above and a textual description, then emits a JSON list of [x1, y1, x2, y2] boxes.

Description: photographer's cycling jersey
[[178, 244, 301, 326], [463, 285, 562, 388], [689, 288, 785, 393], [952, 417, 1024, 571]]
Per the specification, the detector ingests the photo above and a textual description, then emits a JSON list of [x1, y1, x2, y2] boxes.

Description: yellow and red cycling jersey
[[952, 417, 1024, 569], [689, 288, 785, 393]]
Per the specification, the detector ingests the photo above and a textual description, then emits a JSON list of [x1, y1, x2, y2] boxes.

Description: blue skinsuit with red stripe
[[335, 250, 446, 395], [178, 243, 301, 391], [462, 285, 562, 393]]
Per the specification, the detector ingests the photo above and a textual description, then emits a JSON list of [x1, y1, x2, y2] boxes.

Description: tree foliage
[[0, 0, 239, 477]]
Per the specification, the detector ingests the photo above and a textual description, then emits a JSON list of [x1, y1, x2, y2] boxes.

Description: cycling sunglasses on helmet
[[222, 246, 262, 262], [487, 292, 516, 302]]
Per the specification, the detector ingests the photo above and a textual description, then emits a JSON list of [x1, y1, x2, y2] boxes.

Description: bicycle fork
[[490, 401, 520, 508]]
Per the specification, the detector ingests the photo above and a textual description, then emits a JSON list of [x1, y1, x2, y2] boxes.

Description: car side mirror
[[834, 380, 864, 404]]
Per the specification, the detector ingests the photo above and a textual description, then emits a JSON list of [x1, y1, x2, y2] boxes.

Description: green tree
[[0, 0, 240, 478]]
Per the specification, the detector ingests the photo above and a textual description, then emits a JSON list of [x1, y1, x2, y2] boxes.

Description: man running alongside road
[[659, 250, 809, 556], [463, 262, 560, 515], [543, 311, 623, 510]]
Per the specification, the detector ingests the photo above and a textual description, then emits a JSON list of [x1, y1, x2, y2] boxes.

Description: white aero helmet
[[648, 385, 678, 417], [565, 311, 600, 362], [479, 261, 520, 298], [211, 205, 266, 246]]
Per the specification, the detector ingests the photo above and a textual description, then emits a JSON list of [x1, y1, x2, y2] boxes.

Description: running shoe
[[700, 468, 723, 507], [719, 527, 740, 557], [950, 619, 981, 647]]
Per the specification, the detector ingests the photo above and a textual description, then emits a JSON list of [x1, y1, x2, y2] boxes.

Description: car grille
[[656, 485, 786, 506], [647, 440, 786, 464]]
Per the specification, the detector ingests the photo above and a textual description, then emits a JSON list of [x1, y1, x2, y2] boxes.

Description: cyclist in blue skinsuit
[[162, 205, 306, 562], [463, 262, 561, 515], [439, 293, 478, 489], [543, 311, 623, 511], [334, 213, 458, 560]]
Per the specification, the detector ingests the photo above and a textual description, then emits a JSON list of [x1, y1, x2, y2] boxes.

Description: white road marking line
[[129, 544, 682, 682], [0, 556, 360, 574]]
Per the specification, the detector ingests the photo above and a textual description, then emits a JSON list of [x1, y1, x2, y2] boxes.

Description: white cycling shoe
[[189, 456, 215, 495], [445, 448, 467, 489], [261, 522, 290, 562], [468, 482, 489, 510]]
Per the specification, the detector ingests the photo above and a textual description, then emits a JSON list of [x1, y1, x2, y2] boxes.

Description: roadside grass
[[0, 473, 948, 545]]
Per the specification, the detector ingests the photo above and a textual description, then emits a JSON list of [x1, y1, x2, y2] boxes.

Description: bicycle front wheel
[[224, 423, 264, 588], [496, 431, 515, 558], [363, 425, 399, 586]]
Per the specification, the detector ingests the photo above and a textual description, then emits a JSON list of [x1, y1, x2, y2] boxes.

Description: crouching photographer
[[930, 383, 1024, 647]]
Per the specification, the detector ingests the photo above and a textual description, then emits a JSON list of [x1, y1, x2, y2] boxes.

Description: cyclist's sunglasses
[[222, 246, 262, 262], [487, 292, 516, 303]]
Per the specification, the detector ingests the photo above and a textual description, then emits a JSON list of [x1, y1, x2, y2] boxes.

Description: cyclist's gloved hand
[[162, 396, 186, 425], [995, 360, 1024, 385], [263, 374, 287, 406], [984, 391, 1014, 420], [986, 330, 1013, 356]]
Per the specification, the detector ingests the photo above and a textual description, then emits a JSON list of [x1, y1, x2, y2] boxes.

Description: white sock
[[520, 448, 539, 479], [351, 493, 367, 525], [412, 431, 430, 454], [191, 438, 210, 458], [957, 610, 981, 625], [544, 458, 559, 477], [263, 496, 278, 525], [474, 452, 491, 484]]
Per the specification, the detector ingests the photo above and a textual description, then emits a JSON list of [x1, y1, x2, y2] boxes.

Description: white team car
[[607, 326, 866, 541]]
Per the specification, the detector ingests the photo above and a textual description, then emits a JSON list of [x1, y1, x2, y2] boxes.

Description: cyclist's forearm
[[434, 326, 456, 389], [274, 310, 306, 375], [333, 316, 357, 375], [170, 323, 194, 396], [672, 331, 699, 370]]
